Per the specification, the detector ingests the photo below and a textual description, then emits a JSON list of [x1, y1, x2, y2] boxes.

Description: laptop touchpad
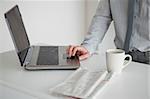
[[37, 46, 59, 65]]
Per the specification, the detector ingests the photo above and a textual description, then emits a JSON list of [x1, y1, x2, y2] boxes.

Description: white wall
[[0, 0, 115, 54], [0, 0, 85, 53]]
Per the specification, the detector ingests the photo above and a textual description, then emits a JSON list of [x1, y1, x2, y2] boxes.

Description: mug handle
[[123, 54, 132, 69]]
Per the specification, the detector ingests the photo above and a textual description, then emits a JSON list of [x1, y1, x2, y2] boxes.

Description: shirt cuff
[[81, 43, 96, 55]]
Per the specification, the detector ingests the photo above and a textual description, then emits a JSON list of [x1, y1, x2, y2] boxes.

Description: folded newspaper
[[49, 68, 109, 99]]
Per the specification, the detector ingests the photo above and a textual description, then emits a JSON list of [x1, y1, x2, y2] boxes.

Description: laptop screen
[[5, 5, 30, 65]]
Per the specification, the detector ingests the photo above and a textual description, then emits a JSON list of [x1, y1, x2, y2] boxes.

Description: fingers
[[67, 45, 90, 60], [68, 45, 75, 57], [68, 45, 80, 57], [79, 53, 90, 60], [72, 46, 80, 56]]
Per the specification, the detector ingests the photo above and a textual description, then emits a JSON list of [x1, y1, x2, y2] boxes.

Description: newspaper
[[49, 68, 108, 99]]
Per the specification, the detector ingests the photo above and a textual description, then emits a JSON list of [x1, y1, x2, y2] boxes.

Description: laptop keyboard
[[37, 46, 59, 65]]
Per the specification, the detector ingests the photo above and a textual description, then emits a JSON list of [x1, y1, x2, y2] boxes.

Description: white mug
[[106, 49, 132, 74]]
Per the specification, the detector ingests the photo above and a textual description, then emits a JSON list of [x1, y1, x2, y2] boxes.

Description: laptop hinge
[[23, 47, 33, 66]]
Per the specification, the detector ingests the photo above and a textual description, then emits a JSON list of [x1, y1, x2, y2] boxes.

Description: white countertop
[[0, 50, 149, 99]]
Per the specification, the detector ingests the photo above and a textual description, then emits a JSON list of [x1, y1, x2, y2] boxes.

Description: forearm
[[82, 15, 112, 54]]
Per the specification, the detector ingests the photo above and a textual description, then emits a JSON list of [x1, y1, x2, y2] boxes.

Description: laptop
[[4, 5, 80, 70]]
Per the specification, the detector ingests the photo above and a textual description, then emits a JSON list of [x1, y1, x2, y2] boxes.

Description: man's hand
[[67, 45, 90, 60]]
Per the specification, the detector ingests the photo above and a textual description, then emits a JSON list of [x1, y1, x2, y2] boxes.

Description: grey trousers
[[128, 50, 150, 64]]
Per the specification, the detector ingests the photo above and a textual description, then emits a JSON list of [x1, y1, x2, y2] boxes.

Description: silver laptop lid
[[5, 5, 30, 66]]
